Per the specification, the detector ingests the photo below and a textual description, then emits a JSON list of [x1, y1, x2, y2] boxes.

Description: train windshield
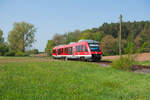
[[89, 44, 100, 52]]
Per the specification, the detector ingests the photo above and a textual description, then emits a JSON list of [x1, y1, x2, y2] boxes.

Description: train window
[[53, 50, 56, 53], [67, 48, 68, 54], [65, 48, 67, 53], [61, 48, 63, 53], [67, 48, 69, 54], [76, 46, 78, 52], [58, 49, 61, 55], [78, 45, 80, 52], [85, 45, 88, 52], [69, 47, 71, 54], [70, 47, 72, 54], [81, 45, 83, 52]]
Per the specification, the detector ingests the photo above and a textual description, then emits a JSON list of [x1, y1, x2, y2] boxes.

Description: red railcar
[[52, 40, 102, 61]]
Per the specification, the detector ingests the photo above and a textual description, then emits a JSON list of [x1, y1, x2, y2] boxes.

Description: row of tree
[[45, 21, 150, 56], [0, 22, 38, 56]]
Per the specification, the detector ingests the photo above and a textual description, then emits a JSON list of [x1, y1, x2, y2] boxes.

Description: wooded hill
[[45, 21, 150, 56]]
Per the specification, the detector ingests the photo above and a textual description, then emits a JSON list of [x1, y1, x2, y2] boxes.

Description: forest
[[45, 21, 150, 56]]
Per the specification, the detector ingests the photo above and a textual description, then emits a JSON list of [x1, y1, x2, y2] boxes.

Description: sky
[[0, 0, 150, 51]]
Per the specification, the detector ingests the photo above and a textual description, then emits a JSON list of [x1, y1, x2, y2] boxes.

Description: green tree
[[53, 33, 66, 45], [101, 35, 118, 56], [45, 40, 56, 55], [8, 22, 36, 52], [0, 43, 9, 56], [0, 29, 9, 56], [135, 27, 150, 49], [0, 29, 4, 43]]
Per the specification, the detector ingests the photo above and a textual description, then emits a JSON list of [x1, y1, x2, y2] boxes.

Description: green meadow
[[0, 57, 150, 100]]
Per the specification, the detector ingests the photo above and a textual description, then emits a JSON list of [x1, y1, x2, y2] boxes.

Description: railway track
[[91, 60, 112, 67], [66, 59, 150, 73]]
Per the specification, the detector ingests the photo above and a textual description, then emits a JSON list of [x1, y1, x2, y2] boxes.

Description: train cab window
[[85, 45, 88, 52], [81, 45, 83, 52]]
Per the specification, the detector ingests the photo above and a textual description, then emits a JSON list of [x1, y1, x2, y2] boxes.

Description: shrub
[[15, 51, 28, 56], [5, 51, 16, 56], [26, 49, 39, 55], [0, 43, 9, 56], [111, 56, 135, 71], [112, 38, 137, 71]]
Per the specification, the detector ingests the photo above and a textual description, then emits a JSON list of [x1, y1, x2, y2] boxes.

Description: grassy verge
[[135, 61, 150, 66], [0, 58, 150, 99]]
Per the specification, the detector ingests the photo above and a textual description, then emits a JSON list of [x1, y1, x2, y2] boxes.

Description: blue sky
[[0, 0, 150, 51]]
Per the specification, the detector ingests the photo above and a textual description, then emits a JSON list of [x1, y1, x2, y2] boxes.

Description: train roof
[[53, 40, 99, 49], [78, 40, 99, 44]]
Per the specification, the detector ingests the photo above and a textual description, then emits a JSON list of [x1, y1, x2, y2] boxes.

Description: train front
[[88, 41, 102, 61]]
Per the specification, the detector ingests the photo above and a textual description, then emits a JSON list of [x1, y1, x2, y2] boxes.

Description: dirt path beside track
[[102, 52, 150, 61]]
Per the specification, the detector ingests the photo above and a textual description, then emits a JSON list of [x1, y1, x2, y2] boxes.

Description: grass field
[[136, 61, 150, 66], [0, 57, 150, 100]]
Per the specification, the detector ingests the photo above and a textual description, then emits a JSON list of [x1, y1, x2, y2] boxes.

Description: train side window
[[67, 48, 69, 54], [53, 50, 56, 53], [58, 49, 61, 55], [65, 48, 67, 53], [70, 47, 72, 54], [81, 45, 83, 52], [68, 47, 71, 54], [85, 45, 88, 52], [78, 45, 80, 52], [68, 47, 70, 54], [61, 48, 63, 53], [76, 46, 78, 52]]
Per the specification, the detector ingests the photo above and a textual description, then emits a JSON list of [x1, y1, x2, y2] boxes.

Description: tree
[[26, 49, 39, 55], [92, 31, 104, 41], [101, 35, 118, 56], [0, 29, 4, 43], [45, 40, 56, 55], [135, 27, 150, 51], [65, 30, 81, 44], [53, 33, 66, 45], [8, 22, 36, 52], [0, 29, 9, 56]]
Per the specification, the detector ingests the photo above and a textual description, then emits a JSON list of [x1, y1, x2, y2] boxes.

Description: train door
[[73, 46, 75, 56]]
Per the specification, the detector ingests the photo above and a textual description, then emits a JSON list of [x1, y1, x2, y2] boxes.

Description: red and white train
[[52, 40, 102, 61]]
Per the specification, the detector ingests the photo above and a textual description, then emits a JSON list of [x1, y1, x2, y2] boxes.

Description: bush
[[0, 43, 9, 56], [5, 51, 16, 56], [26, 49, 39, 55], [111, 56, 135, 71], [15, 51, 28, 56]]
